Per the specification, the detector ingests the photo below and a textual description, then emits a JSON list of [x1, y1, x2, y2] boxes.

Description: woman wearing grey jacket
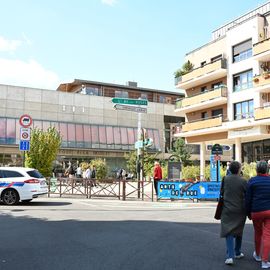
[[220, 161, 248, 265]]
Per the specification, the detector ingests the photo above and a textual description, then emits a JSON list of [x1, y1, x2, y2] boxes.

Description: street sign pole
[[137, 112, 142, 199]]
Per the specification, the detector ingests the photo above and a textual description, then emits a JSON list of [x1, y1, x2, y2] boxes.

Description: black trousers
[[154, 181, 159, 195]]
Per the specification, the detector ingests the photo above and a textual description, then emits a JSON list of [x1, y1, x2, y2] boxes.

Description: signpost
[[19, 115, 32, 166], [211, 144, 222, 182], [112, 98, 148, 106], [112, 98, 149, 198], [114, 104, 147, 113]]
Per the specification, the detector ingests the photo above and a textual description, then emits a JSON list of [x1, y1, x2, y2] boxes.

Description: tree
[[174, 60, 194, 78], [171, 138, 191, 166], [125, 150, 158, 177], [90, 159, 108, 180], [25, 127, 61, 177]]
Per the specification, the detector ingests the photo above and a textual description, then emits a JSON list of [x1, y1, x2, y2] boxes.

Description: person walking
[[220, 161, 247, 265], [246, 160, 270, 269], [91, 165, 97, 187], [153, 161, 162, 196]]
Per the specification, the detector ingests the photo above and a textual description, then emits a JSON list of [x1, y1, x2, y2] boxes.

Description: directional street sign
[[19, 141, 30, 151], [112, 98, 148, 106], [114, 104, 147, 113], [135, 140, 144, 149]]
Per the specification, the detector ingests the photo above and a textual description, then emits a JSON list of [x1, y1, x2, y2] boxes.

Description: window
[[233, 70, 253, 92], [159, 95, 166, 103], [201, 61, 206, 67], [141, 93, 148, 100], [27, 170, 44, 178], [67, 123, 75, 147], [201, 112, 208, 119], [212, 82, 223, 89], [80, 86, 101, 96], [2, 170, 24, 178], [211, 55, 222, 63], [233, 39, 252, 63], [115, 90, 128, 98], [212, 109, 223, 117], [234, 100, 254, 120], [201, 86, 207, 93], [0, 118, 6, 144]]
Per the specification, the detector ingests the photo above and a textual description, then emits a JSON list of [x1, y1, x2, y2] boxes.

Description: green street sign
[[112, 98, 148, 106]]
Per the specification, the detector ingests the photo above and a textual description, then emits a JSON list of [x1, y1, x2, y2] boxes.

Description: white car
[[0, 167, 48, 205]]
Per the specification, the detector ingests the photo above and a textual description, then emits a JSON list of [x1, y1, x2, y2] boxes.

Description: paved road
[[0, 198, 259, 270]]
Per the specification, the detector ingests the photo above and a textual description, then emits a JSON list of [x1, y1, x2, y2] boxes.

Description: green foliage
[[124, 150, 158, 177], [204, 164, 226, 181], [161, 162, 168, 180], [182, 165, 200, 180], [125, 151, 137, 175], [174, 60, 194, 78], [242, 162, 256, 180], [80, 162, 90, 172], [90, 159, 108, 180], [25, 127, 61, 177], [171, 138, 191, 166]]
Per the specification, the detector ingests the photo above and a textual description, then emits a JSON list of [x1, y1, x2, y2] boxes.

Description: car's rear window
[[27, 170, 44, 179], [2, 170, 24, 178]]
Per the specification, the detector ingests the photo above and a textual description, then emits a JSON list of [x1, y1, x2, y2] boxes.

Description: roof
[[57, 79, 184, 97]]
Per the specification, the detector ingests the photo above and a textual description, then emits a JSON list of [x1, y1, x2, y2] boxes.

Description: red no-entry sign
[[19, 114, 32, 128]]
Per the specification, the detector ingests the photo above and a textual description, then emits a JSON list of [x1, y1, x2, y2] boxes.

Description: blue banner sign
[[158, 181, 221, 200], [210, 155, 221, 182]]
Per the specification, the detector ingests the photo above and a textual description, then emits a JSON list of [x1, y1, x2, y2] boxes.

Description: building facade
[[174, 2, 270, 178], [0, 80, 184, 175]]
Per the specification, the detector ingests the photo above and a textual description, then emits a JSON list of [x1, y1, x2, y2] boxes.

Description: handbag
[[214, 179, 224, 220]]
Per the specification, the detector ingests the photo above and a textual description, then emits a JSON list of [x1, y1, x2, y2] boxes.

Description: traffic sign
[[211, 144, 223, 155], [20, 128, 31, 141], [19, 114, 32, 128], [214, 155, 221, 161], [135, 140, 144, 149], [114, 104, 147, 113], [112, 98, 148, 106], [19, 141, 30, 151]]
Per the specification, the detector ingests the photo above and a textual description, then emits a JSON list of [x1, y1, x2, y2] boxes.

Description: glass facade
[[242, 139, 270, 163], [0, 117, 161, 151]]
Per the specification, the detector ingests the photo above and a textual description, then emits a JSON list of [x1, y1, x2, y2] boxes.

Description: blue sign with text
[[158, 181, 221, 200], [210, 155, 221, 182], [19, 140, 30, 151]]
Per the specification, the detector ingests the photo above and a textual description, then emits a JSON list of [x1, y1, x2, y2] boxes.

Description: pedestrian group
[[219, 160, 270, 269]]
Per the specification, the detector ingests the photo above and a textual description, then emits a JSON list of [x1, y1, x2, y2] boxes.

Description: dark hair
[[256, 160, 268, 174], [229, 161, 241, 174]]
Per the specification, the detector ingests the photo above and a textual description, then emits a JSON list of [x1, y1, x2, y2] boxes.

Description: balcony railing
[[175, 86, 227, 109], [182, 115, 223, 132], [253, 72, 270, 87], [254, 106, 270, 120], [175, 59, 227, 86], [253, 38, 270, 56]]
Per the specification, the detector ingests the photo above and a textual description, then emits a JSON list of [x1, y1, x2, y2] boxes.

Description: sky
[[0, 0, 268, 91]]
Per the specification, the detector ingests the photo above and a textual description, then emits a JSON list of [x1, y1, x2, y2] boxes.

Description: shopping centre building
[[0, 80, 186, 174], [174, 2, 270, 178]]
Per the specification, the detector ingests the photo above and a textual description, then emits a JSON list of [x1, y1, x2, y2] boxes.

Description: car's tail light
[[24, 179, 40, 184]]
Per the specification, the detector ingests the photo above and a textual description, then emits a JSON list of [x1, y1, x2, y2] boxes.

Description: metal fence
[[47, 177, 154, 201]]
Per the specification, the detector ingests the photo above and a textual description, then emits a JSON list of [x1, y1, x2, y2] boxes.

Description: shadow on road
[[0, 213, 257, 270]]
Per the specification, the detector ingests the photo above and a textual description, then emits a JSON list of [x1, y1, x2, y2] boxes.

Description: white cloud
[[101, 0, 117, 6], [0, 36, 22, 52], [0, 58, 60, 90]]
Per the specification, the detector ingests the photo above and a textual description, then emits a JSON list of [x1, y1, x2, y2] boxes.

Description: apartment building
[[174, 2, 270, 178], [0, 80, 184, 173]]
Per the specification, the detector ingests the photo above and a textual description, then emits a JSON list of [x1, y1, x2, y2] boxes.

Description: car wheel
[[22, 199, 32, 203], [2, 189, 20, 205]]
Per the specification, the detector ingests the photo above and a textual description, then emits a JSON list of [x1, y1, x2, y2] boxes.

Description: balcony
[[253, 72, 270, 91], [175, 59, 227, 89], [254, 106, 270, 120], [253, 38, 270, 61], [175, 86, 227, 113], [182, 115, 223, 132]]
